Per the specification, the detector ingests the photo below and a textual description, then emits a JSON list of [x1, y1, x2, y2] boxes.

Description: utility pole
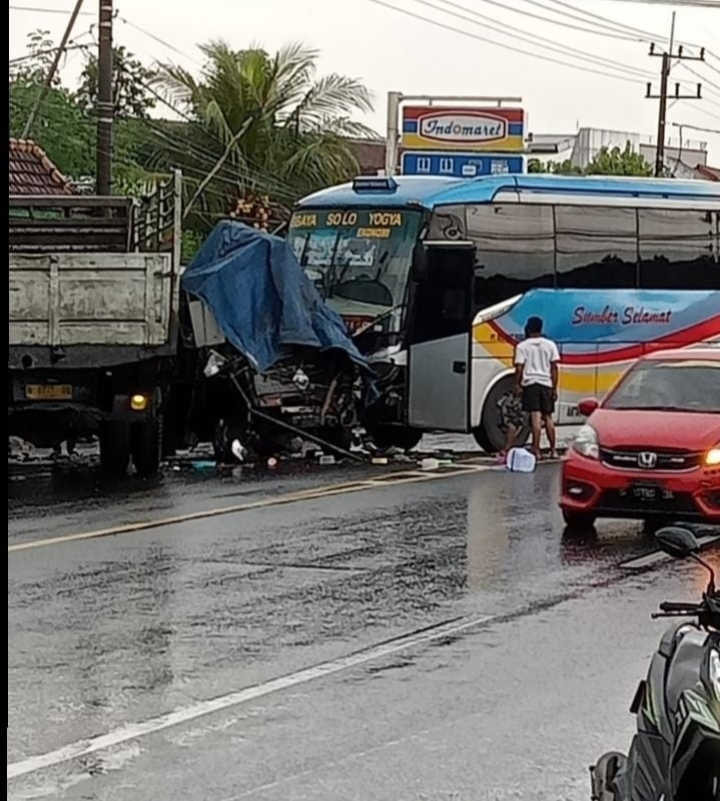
[[96, 0, 114, 195], [21, 0, 86, 139], [646, 38, 705, 177]]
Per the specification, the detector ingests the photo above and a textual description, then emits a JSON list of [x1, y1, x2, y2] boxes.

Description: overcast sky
[[9, 0, 720, 162]]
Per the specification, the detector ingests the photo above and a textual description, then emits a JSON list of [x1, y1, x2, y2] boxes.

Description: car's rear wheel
[[562, 510, 597, 532]]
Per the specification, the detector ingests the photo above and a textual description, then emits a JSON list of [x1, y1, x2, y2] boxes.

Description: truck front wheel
[[99, 421, 131, 477], [131, 414, 163, 476]]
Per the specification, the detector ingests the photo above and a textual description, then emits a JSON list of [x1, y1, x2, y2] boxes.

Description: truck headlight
[[130, 393, 149, 411], [572, 424, 599, 459]]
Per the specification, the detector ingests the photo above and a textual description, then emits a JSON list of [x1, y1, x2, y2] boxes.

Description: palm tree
[[148, 41, 377, 225]]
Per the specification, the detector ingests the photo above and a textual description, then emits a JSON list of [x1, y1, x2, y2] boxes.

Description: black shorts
[[521, 384, 555, 415]]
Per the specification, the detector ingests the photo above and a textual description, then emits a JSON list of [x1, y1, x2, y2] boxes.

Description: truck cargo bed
[[9, 252, 174, 348]]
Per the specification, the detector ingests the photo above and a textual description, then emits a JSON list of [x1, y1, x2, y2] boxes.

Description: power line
[[672, 121, 720, 134], [116, 16, 203, 65], [420, 0, 655, 78], [443, 0, 640, 41], [9, 4, 94, 14], [685, 102, 720, 122], [144, 120, 302, 203], [679, 63, 720, 98], [702, 56, 720, 77], [367, 0, 646, 84], [601, 0, 720, 7], [525, 0, 663, 41], [542, 0, 702, 48], [9, 39, 91, 65], [137, 87, 309, 200]]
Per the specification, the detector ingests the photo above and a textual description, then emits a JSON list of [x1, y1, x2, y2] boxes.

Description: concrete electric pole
[[646, 41, 705, 177], [96, 0, 114, 195]]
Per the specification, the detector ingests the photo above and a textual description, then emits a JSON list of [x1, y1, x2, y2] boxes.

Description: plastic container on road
[[505, 448, 536, 473]]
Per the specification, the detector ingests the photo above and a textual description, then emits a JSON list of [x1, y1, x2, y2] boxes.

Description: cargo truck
[[8, 172, 182, 475]]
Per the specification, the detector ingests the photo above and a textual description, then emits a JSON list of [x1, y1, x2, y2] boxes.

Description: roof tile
[[695, 163, 720, 181], [9, 138, 77, 195]]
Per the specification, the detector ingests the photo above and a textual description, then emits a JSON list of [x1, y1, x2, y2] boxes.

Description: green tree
[[528, 144, 652, 177], [150, 41, 377, 220], [10, 82, 95, 178], [76, 45, 158, 119], [10, 31, 160, 192], [527, 157, 582, 175], [9, 29, 60, 85], [585, 143, 653, 176]]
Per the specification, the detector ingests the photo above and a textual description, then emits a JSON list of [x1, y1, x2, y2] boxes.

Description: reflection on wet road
[[7, 460, 719, 800]]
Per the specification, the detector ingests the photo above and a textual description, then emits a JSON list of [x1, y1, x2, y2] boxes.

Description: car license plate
[[25, 384, 73, 401], [628, 483, 673, 502]]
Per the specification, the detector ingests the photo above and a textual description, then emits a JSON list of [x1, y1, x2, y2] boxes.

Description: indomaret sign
[[401, 106, 525, 152]]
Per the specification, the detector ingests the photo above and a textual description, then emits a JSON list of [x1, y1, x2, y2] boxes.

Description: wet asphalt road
[[7, 446, 719, 801]]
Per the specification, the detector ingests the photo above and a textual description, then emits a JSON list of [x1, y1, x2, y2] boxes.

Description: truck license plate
[[25, 384, 73, 401]]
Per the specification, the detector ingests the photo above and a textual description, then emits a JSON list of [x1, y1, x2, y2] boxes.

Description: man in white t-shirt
[[514, 316, 560, 459]]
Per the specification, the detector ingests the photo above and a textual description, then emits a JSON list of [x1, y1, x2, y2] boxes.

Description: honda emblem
[[637, 451, 658, 469]]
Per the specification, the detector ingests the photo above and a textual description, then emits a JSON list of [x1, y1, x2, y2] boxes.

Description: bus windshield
[[288, 209, 422, 321]]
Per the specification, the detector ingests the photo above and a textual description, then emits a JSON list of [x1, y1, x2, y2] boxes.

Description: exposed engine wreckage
[[181, 222, 379, 462]]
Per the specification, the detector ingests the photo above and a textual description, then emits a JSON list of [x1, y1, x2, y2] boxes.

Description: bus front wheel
[[473, 377, 530, 454], [370, 426, 423, 453]]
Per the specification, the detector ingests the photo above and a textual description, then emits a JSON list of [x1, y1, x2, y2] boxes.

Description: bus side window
[[555, 205, 638, 289], [638, 209, 719, 290], [465, 204, 555, 309]]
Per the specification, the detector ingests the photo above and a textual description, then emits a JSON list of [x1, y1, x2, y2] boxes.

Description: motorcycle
[[590, 526, 720, 801]]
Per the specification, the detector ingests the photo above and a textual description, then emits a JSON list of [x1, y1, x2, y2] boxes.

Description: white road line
[[6, 613, 495, 781], [621, 534, 719, 570]]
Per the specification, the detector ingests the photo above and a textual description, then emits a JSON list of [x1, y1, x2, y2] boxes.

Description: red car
[[560, 348, 720, 530]]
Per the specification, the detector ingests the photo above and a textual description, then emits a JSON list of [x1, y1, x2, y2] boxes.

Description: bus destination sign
[[290, 209, 407, 239]]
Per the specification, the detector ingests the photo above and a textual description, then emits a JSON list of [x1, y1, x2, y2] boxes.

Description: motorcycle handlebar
[[653, 597, 720, 629], [658, 601, 702, 613]]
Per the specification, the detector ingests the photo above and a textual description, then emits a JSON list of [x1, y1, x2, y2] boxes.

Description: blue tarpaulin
[[181, 222, 368, 373]]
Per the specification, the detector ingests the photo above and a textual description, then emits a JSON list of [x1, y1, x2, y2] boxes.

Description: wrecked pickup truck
[[171, 221, 372, 461]]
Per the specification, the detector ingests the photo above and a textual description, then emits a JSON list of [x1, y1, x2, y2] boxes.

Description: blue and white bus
[[289, 174, 720, 452]]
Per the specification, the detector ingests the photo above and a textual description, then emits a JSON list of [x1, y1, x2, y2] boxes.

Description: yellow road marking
[[8, 464, 493, 554]]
